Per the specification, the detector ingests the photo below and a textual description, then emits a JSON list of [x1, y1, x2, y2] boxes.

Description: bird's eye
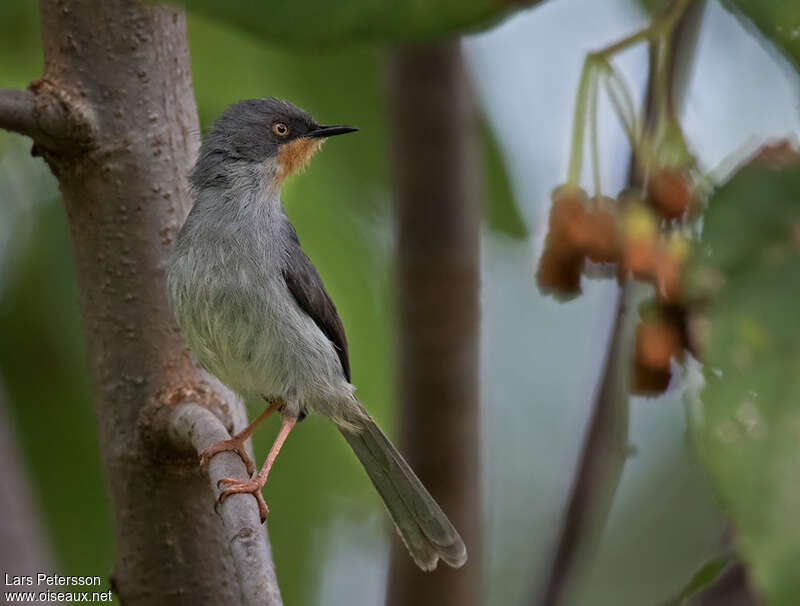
[[272, 122, 289, 137]]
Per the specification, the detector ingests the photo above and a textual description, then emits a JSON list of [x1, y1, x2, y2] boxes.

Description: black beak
[[306, 124, 358, 138]]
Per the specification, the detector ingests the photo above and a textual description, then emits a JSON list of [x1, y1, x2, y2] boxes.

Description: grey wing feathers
[[280, 217, 351, 381]]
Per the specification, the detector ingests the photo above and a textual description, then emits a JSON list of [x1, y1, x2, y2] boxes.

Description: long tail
[[339, 407, 467, 571]]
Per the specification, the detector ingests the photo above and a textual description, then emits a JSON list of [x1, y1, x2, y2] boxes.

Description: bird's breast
[[167, 203, 356, 418]]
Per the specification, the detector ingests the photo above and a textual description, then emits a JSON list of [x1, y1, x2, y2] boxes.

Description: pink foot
[[217, 477, 269, 522], [200, 437, 256, 476]]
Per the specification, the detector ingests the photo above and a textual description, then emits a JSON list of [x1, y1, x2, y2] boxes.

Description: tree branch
[[155, 403, 282, 606], [537, 282, 632, 606], [0, 89, 37, 137], [0, 84, 92, 151]]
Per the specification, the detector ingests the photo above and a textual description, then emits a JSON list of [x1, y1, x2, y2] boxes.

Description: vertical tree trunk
[[0, 2, 280, 604], [387, 40, 482, 606]]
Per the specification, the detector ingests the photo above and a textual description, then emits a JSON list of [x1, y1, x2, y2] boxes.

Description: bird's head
[[190, 97, 357, 189]]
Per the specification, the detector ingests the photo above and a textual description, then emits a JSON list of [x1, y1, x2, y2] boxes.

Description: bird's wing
[[280, 217, 351, 382]]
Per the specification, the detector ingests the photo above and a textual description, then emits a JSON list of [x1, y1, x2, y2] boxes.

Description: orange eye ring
[[273, 122, 289, 137]]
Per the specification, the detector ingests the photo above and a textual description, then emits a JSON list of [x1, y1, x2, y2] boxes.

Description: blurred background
[[1, 0, 798, 604]]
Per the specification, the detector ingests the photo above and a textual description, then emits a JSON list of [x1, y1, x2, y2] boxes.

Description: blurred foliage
[[481, 121, 528, 239], [664, 553, 735, 605], [0, 0, 112, 580], [637, 0, 800, 74], [688, 159, 800, 605], [0, 1, 41, 84], [721, 0, 800, 71], [175, 0, 531, 48], [0, 173, 112, 576]]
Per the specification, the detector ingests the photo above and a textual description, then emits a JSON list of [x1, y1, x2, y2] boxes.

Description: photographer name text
[[5, 574, 102, 587], [4, 573, 112, 603]]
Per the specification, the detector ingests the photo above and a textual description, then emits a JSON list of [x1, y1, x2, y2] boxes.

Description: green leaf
[[481, 120, 528, 240], [665, 554, 735, 604], [721, 0, 800, 71], [178, 0, 536, 47], [688, 158, 800, 605]]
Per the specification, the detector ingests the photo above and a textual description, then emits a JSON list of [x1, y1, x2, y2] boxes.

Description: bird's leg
[[217, 414, 297, 522], [199, 399, 281, 475]]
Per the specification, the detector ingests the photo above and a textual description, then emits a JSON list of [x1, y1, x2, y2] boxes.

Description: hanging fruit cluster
[[537, 177, 696, 298], [534, 5, 703, 396], [537, 170, 701, 394]]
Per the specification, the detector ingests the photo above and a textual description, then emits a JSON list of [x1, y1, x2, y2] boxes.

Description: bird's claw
[[216, 477, 269, 523], [200, 438, 256, 476]]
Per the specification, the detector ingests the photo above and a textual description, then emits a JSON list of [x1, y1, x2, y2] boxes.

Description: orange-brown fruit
[[536, 246, 583, 297], [647, 168, 696, 220], [654, 255, 682, 302], [636, 321, 683, 369], [618, 204, 659, 282], [632, 361, 672, 395], [620, 238, 658, 282], [653, 233, 690, 302], [549, 185, 591, 249], [584, 197, 620, 264], [536, 185, 589, 298], [631, 320, 684, 395]]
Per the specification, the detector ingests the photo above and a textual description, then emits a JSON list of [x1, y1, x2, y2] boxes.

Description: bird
[[166, 97, 467, 571]]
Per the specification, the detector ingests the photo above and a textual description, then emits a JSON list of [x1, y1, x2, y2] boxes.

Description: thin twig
[[535, 283, 632, 606], [602, 64, 639, 151], [0, 85, 92, 150], [0, 89, 37, 138], [160, 403, 283, 606], [566, 57, 597, 185], [564, 0, 694, 187], [589, 73, 602, 198]]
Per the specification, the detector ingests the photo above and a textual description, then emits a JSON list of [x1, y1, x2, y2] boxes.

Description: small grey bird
[[167, 97, 467, 571]]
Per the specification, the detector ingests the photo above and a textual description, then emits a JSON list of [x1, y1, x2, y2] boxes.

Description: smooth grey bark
[[0, 88, 80, 149], [387, 40, 482, 606], [0, 2, 281, 604], [153, 403, 282, 606]]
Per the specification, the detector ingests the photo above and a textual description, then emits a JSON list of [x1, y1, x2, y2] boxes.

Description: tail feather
[[340, 409, 467, 571]]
